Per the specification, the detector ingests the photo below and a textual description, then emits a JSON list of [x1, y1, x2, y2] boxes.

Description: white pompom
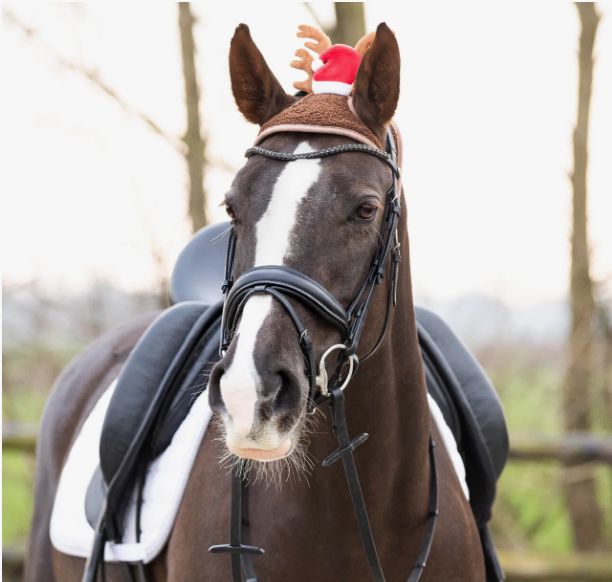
[[311, 58, 324, 72]]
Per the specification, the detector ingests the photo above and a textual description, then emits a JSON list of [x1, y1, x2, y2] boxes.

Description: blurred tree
[[304, 2, 366, 46], [178, 3, 208, 233], [3, 9, 182, 150], [564, 1, 602, 552], [6, 6, 212, 237], [5, 6, 218, 305], [332, 3, 366, 46]]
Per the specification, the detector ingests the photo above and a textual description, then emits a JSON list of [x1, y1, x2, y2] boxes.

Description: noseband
[[211, 130, 439, 582]]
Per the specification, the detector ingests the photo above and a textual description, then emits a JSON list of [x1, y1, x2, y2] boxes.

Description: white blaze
[[221, 143, 321, 444]]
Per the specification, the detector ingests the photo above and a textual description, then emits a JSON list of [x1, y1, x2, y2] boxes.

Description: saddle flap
[[99, 301, 221, 527]]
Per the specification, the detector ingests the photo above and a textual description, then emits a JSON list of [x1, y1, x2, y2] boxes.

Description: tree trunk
[[178, 3, 207, 233], [564, 1, 601, 552], [331, 3, 366, 46]]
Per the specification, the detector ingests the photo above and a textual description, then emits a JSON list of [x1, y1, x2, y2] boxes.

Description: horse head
[[208, 23, 401, 467]]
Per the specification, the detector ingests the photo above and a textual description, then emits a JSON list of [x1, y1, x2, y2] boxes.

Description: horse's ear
[[229, 24, 296, 125], [352, 23, 401, 142]]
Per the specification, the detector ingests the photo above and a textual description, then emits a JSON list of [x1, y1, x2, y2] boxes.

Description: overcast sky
[[2, 2, 611, 305]]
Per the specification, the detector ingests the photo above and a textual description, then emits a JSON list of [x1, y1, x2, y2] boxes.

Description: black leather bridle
[[210, 130, 439, 582]]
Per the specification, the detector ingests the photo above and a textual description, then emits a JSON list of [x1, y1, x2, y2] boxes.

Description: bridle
[[220, 136, 403, 408], [210, 129, 439, 582]]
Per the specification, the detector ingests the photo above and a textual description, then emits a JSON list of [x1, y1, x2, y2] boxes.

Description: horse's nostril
[[274, 371, 291, 407], [272, 370, 302, 415], [207, 362, 226, 413]]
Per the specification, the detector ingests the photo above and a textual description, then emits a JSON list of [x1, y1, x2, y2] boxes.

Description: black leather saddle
[[85, 221, 507, 581]]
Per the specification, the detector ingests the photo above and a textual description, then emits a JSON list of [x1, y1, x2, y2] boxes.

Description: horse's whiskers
[[212, 412, 316, 490]]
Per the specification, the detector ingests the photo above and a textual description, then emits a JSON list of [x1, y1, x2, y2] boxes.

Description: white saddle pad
[[50, 382, 466, 564], [50, 379, 213, 563]]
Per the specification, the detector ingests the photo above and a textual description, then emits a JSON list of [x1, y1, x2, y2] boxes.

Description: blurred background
[[2, 2, 611, 580]]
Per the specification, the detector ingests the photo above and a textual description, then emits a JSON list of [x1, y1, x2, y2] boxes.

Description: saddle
[[85, 221, 507, 581]]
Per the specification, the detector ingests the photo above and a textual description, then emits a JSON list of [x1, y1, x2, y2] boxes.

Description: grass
[[489, 360, 612, 552], [2, 452, 34, 546], [2, 343, 80, 546]]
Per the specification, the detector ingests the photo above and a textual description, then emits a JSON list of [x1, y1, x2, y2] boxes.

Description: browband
[[245, 144, 400, 178]]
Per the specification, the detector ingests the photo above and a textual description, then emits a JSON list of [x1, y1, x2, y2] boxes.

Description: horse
[[26, 23, 487, 581]]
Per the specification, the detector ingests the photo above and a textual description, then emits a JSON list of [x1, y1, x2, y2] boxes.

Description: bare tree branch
[[4, 9, 184, 153], [302, 3, 333, 37]]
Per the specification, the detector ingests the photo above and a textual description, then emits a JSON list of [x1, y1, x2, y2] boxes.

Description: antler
[[354, 32, 376, 57], [297, 25, 332, 55], [290, 25, 332, 93], [354, 27, 396, 57], [291, 47, 315, 93]]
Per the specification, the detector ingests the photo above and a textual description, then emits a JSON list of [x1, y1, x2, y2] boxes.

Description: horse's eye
[[225, 203, 236, 220], [355, 203, 378, 221]]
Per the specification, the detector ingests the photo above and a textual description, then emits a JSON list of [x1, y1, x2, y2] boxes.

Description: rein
[[211, 130, 439, 582]]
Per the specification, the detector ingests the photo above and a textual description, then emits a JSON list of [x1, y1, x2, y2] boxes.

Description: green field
[[3, 344, 79, 547], [490, 361, 612, 552]]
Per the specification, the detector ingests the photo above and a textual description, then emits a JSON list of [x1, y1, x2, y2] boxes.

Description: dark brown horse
[[26, 23, 486, 581]]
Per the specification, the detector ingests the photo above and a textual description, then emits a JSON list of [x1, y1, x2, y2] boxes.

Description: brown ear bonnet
[[255, 25, 401, 163]]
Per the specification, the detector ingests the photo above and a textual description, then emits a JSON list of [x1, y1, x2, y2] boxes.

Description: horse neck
[[312, 198, 431, 505]]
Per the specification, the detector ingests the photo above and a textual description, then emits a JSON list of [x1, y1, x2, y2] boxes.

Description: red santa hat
[[311, 44, 362, 96]]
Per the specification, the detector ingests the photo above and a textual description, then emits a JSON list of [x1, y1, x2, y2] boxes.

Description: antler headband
[[290, 25, 332, 93], [290, 26, 378, 95]]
